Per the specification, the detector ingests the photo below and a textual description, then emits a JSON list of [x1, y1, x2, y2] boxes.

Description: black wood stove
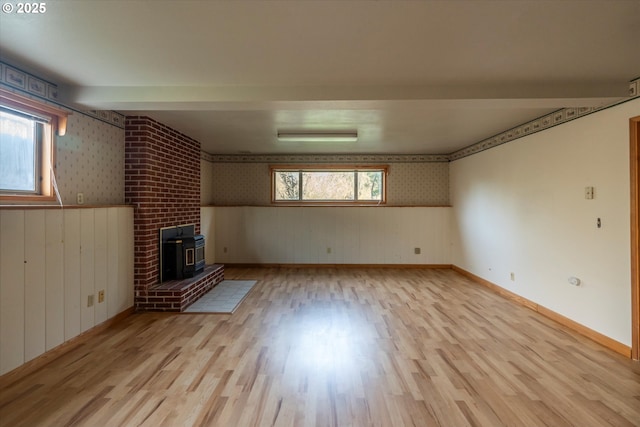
[[160, 225, 205, 281]]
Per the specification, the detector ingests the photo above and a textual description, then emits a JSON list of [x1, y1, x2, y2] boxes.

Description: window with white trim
[[271, 165, 387, 204]]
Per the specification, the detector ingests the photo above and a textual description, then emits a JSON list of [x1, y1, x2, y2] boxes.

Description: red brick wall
[[125, 116, 201, 305]]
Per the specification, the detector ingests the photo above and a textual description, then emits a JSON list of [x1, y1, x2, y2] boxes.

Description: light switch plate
[[585, 187, 594, 199]]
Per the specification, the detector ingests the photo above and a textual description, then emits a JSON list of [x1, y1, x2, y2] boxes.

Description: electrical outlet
[[414, 247, 421, 255], [77, 192, 84, 204], [327, 247, 332, 254], [223, 247, 228, 253], [87, 294, 94, 307], [98, 290, 105, 303], [510, 272, 515, 281]]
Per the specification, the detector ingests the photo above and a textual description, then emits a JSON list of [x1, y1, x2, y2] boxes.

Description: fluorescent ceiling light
[[277, 131, 358, 142]]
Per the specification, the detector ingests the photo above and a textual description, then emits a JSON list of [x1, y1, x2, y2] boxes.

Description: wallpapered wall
[[56, 114, 125, 205], [203, 161, 450, 206], [387, 162, 449, 205]]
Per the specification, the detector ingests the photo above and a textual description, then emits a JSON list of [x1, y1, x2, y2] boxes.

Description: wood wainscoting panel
[[80, 209, 96, 333], [0, 210, 26, 375], [44, 209, 65, 351], [63, 209, 81, 341], [24, 210, 46, 363], [94, 208, 109, 325]]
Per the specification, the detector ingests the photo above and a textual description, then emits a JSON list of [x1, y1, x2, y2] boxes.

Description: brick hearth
[[136, 264, 225, 311]]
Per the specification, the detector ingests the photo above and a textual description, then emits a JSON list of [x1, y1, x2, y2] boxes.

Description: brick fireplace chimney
[[124, 116, 201, 309]]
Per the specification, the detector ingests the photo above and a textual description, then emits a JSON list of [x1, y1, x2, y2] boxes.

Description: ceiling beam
[[65, 81, 628, 111]]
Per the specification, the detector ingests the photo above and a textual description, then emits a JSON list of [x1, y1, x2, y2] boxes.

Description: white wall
[[450, 99, 639, 346], [212, 206, 451, 265], [200, 207, 216, 265], [201, 158, 215, 206], [0, 207, 134, 375]]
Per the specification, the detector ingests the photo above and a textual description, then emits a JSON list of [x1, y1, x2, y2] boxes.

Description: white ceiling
[[1, 0, 638, 155]]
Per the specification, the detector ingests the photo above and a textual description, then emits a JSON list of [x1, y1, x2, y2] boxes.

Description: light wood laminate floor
[[1, 267, 639, 426]]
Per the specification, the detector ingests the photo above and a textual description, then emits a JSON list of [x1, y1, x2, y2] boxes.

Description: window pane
[[0, 111, 36, 192], [357, 171, 382, 201], [272, 167, 386, 204], [274, 171, 299, 200], [302, 171, 354, 200]]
